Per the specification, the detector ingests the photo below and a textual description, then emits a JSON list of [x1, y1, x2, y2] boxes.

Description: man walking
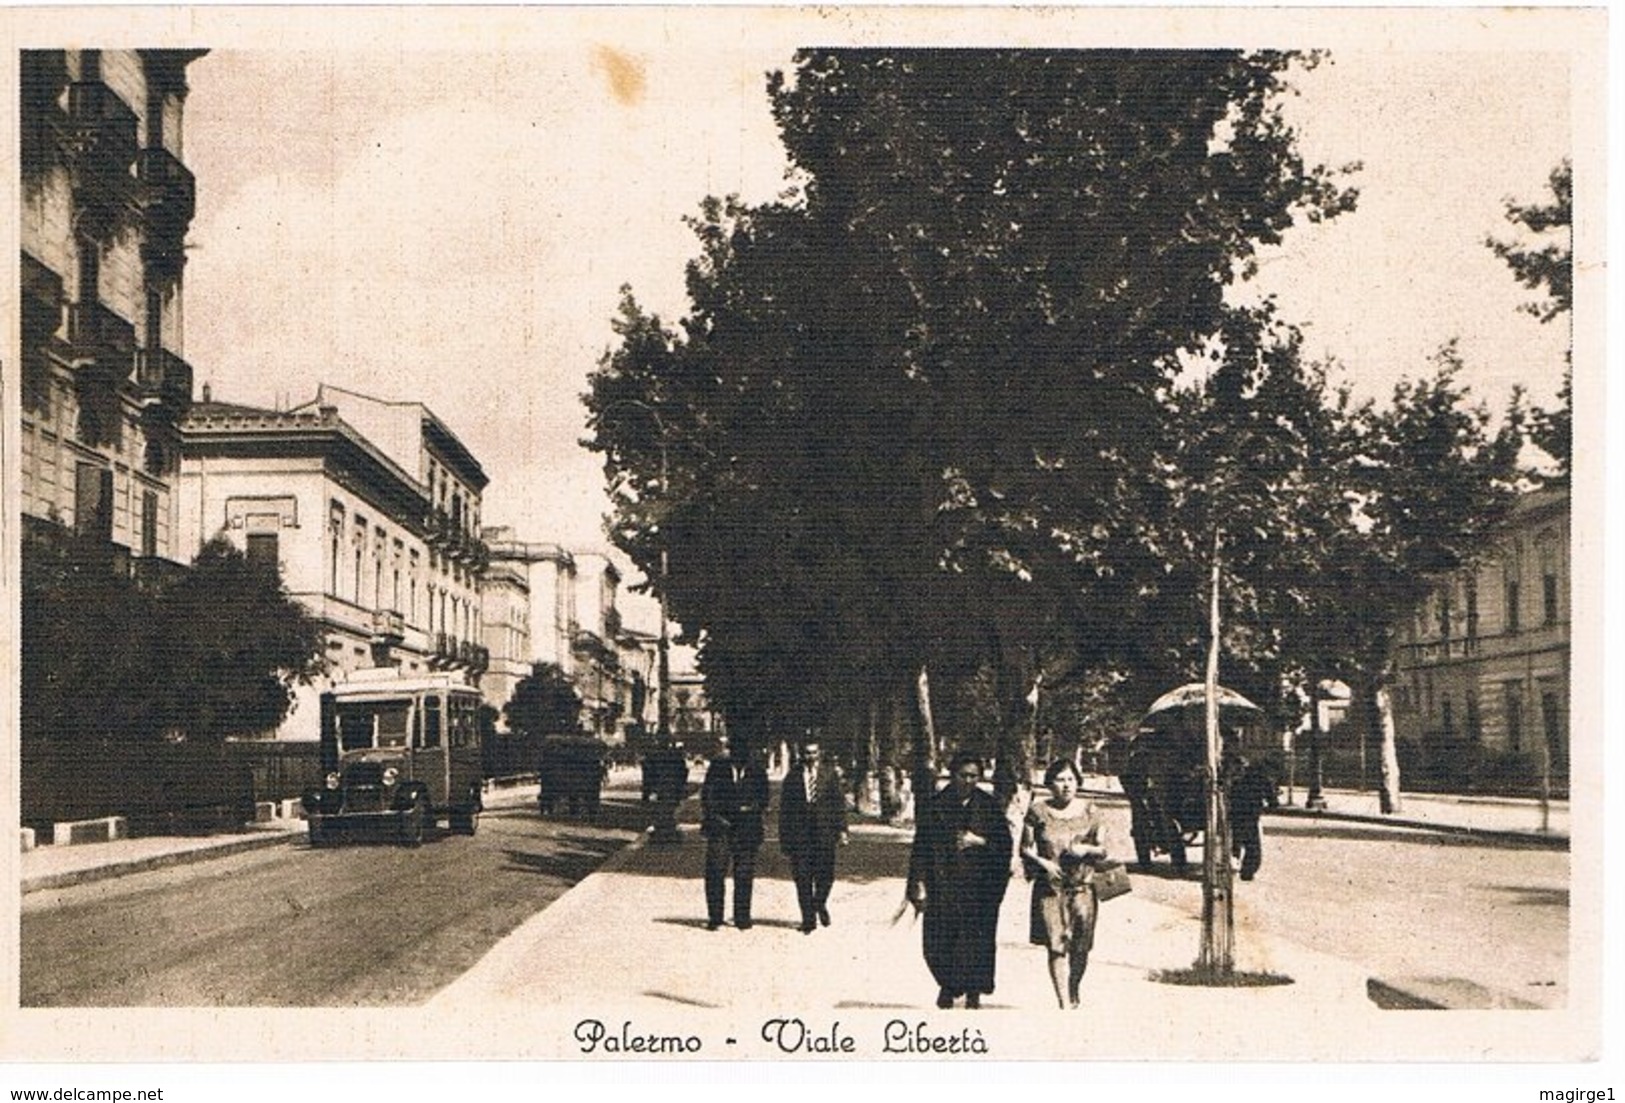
[[1227, 751, 1278, 882], [700, 734, 769, 930], [779, 737, 847, 934]]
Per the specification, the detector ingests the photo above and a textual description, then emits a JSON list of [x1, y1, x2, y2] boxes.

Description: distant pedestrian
[[1021, 758, 1108, 1009], [906, 751, 1012, 1009], [700, 734, 769, 930], [1226, 751, 1278, 881], [779, 737, 848, 933]]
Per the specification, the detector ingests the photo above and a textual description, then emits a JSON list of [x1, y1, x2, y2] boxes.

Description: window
[[1503, 682, 1523, 752], [74, 462, 113, 541], [246, 532, 279, 576], [1504, 580, 1520, 634], [140, 490, 158, 557], [1437, 591, 1452, 640], [1541, 689, 1566, 774], [329, 502, 345, 595], [422, 696, 442, 748], [1543, 573, 1559, 626], [1440, 697, 1454, 737], [1465, 578, 1479, 640]]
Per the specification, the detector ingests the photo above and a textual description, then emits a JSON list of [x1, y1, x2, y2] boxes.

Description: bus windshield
[[335, 700, 412, 752]]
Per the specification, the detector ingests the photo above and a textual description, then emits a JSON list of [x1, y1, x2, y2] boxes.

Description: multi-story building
[[1390, 484, 1569, 787], [478, 558, 532, 716], [480, 535, 661, 743], [176, 383, 490, 740], [20, 49, 207, 570]]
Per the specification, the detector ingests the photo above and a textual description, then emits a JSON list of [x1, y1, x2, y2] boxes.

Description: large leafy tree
[[504, 662, 586, 739], [588, 49, 1357, 791], [148, 537, 327, 741], [22, 535, 326, 746], [1308, 346, 1525, 810]]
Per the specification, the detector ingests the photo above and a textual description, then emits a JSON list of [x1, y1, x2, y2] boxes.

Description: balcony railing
[[137, 147, 196, 232], [64, 82, 138, 170]]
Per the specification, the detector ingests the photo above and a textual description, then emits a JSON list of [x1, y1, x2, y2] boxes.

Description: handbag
[[1091, 860, 1133, 902]]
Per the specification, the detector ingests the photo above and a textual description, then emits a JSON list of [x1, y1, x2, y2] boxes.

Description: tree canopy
[[22, 534, 326, 746], [587, 49, 1387, 778], [1488, 159, 1572, 475]]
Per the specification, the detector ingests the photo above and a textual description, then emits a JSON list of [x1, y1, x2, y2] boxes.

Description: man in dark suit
[[907, 751, 1012, 1009], [700, 733, 769, 930], [1226, 751, 1279, 881], [778, 738, 848, 934]]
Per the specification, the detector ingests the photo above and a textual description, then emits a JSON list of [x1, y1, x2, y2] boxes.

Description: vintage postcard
[[1, 3, 1611, 1090]]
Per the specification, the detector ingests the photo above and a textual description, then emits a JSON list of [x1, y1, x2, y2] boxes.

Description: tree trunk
[[855, 697, 882, 816], [991, 651, 1035, 806], [1374, 680, 1403, 814], [1199, 530, 1235, 976], [911, 664, 938, 808]]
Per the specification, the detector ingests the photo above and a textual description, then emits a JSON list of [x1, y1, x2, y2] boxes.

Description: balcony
[[62, 83, 139, 237], [370, 608, 405, 645], [137, 147, 196, 234], [134, 347, 193, 413], [64, 82, 138, 170], [65, 301, 136, 371]]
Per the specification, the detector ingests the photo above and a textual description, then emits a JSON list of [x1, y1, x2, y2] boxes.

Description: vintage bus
[[301, 668, 484, 846]]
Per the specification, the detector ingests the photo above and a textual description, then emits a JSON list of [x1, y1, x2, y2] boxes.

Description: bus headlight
[[382, 767, 400, 787], [324, 772, 341, 790]]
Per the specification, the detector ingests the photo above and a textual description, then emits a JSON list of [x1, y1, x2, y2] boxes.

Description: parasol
[[1143, 682, 1262, 720]]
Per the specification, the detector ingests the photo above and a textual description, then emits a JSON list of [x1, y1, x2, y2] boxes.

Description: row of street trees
[[585, 50, 1560, 809]]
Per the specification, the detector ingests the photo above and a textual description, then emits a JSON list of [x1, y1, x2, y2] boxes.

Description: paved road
[[20, 781, 1566, 1011], [21, 782, 655, 1007], [1104, 799, 1569, 1007]]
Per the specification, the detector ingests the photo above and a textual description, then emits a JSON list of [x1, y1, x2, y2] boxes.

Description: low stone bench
[[50, 816, 128, 846]]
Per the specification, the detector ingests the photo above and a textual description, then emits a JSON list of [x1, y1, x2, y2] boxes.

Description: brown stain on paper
[[592, 45, 646, 106]]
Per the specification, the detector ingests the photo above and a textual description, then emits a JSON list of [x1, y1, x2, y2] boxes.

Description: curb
[[21, 828, 300, 895], [1267, 806, 1569, 849]]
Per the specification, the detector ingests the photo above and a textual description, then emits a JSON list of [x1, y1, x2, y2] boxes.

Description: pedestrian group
[[695, 735, 1269, 1010]]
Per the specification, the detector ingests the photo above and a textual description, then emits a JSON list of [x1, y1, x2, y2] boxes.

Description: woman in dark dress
[[906, 752, 1013, 1009]]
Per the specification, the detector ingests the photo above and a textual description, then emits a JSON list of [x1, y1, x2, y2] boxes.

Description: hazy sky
[[179, 27, 1576, 632]]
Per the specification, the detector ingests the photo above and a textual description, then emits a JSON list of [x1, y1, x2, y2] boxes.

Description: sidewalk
[[17, 774, 550, 895], [1080, 775, 1569, 845], [423, 805, 1570, 1061]]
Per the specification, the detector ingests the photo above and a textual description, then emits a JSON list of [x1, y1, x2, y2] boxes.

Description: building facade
[[176, 384, 490, 740], [20, 49, 207, 569], [480, 535, 662, 743], [1390, 485, 1569, 788]]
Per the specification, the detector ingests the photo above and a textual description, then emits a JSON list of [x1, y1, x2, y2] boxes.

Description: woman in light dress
[[1021, 758, 1109, 1009]]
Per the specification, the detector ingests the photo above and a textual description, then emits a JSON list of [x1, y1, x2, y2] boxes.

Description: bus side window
[[452, 697, 472, 748], [423, 696, 443, 749]]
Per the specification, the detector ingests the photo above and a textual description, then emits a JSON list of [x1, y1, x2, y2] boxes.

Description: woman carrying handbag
[[1020, 758, 1113, 1010]]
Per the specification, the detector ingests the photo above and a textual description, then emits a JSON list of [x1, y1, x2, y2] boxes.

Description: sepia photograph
[[2, 2, 1612, 1090]]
